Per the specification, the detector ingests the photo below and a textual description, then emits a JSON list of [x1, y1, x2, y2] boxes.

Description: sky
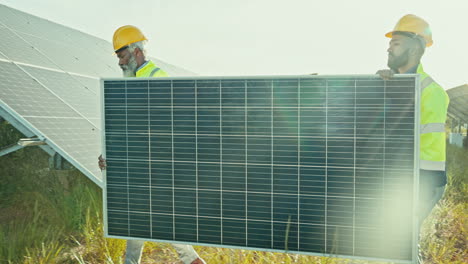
[[0, 0, 466, 89]]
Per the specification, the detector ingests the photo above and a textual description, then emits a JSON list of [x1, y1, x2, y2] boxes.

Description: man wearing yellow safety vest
[[113, 25, 169, 78], [99, 25, 205, 264], [377, 14, 450, 261]]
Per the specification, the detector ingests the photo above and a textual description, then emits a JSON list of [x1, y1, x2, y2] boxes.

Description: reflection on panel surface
[[103, 76, 418, 262]]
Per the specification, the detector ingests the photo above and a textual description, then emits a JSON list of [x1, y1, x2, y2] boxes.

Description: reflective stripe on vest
[[149, 67, 160, 77], [417, 64, 449, 172], [421, 76, 435, 92], [136, 61, 168, 77], [420, 160, 446, 171], [420, 123, 445, 134]]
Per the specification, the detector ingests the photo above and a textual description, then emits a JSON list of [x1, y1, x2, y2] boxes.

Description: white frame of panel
[[101, 81, 109, 236], [412, 75, 421, 264], [101, 74, 421, 264]]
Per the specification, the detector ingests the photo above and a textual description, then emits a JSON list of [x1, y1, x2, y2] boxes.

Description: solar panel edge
[[101, 77, 111, 237], [411, 74, 421, 264], [102, 75, 418, 262], [104, 234, 413, 264], [0, 99, 103, 187]]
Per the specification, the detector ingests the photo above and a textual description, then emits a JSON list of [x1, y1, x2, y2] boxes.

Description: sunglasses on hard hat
[[393, 31, 427, 48]]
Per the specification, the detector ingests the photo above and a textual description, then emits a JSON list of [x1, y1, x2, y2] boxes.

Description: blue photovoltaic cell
[[103, 76, 418, 262]]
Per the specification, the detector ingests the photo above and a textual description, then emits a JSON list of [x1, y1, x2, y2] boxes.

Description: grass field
[[0, 122, 466, 264]]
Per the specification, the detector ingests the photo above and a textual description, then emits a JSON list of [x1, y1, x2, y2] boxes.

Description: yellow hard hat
[[385, 14, 433, 47], [112, 25, 147, 53]]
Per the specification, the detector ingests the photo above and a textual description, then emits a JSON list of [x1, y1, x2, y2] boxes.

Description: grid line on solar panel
[[0, 5, 69, 39], [21, 65, 99, 117], [0, 27, 57, 68], [0, 61, 102, 184], [13, 64, 100, 129], [0, 5, 121, 78], [0, 4, 195, 192], [18, 33, 99, 76], [0, 61, 82, 118], [103, 76, 417, 262]]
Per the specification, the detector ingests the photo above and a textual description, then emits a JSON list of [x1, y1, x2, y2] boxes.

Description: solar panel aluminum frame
[[101, 74, 421, 264], [411, 75, 421, 264], [0, 97, 103, 187], [0, 106, 55, 156]]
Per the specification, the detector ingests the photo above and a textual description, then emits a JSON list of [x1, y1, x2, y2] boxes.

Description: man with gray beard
[[99, 25, 205, 264], [113, 25, 169, 78]]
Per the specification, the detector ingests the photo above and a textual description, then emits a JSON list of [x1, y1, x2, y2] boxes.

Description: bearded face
[[120, 52, 138, 77], [387, 48, 410, 71], [117, 48, 138, 77], [386, 34, 416, 72]]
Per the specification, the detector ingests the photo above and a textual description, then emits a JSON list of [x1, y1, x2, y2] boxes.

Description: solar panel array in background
[[103, 76, 418, 262], [0, 4, 195, 185], [0, 4, 119, 184]]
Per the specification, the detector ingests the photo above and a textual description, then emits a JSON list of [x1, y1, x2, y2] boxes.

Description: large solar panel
[[0, 4, 195, 186], [0, 60, 103, 181], [102, 75, 420, 263]]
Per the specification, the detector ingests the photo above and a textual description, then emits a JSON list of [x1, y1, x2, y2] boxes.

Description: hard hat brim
[[115, 45, 129, 54], [112, 25, 148, 53], [384, 31, 433, 47]]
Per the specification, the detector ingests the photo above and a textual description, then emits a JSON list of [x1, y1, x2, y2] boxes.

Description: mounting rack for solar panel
[[0, 102, 79, 171]]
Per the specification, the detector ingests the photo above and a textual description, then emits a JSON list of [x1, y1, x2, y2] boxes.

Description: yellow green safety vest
[[417, 64, 450, 171], [136, 60, 169, 78]]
